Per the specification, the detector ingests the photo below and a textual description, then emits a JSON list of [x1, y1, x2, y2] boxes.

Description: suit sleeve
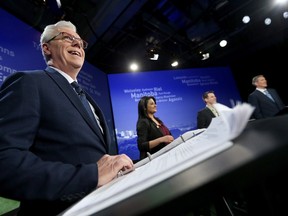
[[248, 93, 263, 119], [0, 72, 98, 202], [270, 89, 285, 109], [136, 118, 151, 152], [197, 110, 207, 129]]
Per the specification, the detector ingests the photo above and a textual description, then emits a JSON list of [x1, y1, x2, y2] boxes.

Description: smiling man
[[197, 90, 219, 129], [248, 74, 285, 119], [0, 21, 134, 216]]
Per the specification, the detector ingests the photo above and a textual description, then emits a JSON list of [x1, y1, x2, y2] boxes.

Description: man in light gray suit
[[248, 74, 285, 119]]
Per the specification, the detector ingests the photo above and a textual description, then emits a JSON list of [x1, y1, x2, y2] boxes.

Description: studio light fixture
[[171, 61, 178, 67], [129, 63, 139, 71], [201, 53, 210, 60], [242, 15, 250, 24], [264, 18, 272, 25], [146, 48, 159, 61], [150, 53, 159, 60], [219, 40, 227, 47]]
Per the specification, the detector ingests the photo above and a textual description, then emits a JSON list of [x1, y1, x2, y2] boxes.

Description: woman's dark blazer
[[136, 117, 171, 160]]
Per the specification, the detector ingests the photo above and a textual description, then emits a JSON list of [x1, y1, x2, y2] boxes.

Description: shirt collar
[[256, 88, 266, 93], [49, 66, 75, 84]]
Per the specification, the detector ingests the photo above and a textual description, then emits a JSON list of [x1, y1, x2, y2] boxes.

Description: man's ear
[[42, 43, 51, 55]]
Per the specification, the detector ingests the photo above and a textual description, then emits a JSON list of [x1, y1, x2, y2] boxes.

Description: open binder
[[59, 103, 254, 216], [134, 128, 206, 169]]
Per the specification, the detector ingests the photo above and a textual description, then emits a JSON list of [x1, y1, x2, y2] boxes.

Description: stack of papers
[[60, 102, 254, 216]]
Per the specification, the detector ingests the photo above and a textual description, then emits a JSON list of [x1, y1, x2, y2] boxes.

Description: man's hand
[[97, 154, 134, 187]]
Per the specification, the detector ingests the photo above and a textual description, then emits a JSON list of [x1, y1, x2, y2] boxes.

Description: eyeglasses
[[46, 32, 88, 49]]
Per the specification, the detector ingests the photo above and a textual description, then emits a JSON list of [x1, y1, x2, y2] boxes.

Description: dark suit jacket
[[197, 107, 216, 129], [0, 67, 111, 215], [248, 88, 285, 119], [137, 118, 171, 160]]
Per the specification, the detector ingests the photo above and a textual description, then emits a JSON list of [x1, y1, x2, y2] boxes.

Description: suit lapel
[[205, 107, 216, 117], [86, 94, 108, 131], [44, 67, 106, 145], [256, 90, 275, 104]]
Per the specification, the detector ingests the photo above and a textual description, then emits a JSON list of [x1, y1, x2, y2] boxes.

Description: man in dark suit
[[197, 90, 219, 129], [0, 21, 134, 216], [248, 75, 285, 119]]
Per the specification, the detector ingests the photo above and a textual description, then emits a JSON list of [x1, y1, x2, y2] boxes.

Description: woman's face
[[146, 98, 157, 114]]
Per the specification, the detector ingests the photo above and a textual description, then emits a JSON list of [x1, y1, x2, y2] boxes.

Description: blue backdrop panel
[[108, 67, 242, 160]]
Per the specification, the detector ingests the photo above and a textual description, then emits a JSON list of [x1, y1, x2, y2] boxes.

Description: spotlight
[[264, 18, 271, 25], [130, 63, 139, 71], [146, 48, 159, 60], [150, 54, 159, 61], [201, 53, 210, 60], [242, 16, 250, 24], [171, 61, 178, 67], [219, 40, 227, 47]]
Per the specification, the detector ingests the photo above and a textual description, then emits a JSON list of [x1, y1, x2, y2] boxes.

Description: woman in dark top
[[136, 96, 174, 160]]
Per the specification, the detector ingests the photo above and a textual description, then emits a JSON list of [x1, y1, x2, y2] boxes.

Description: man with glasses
[[0, 21, 134, 215]]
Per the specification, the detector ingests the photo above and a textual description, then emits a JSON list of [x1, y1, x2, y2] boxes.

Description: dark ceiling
[[1, 0, 288, 74]]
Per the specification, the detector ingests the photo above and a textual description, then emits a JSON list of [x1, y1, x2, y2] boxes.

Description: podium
[[275, 106, 288, 116], [86, 115, 288, 215]]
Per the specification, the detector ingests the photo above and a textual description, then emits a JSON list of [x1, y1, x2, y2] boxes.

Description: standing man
[[248, 75, 285, 119], [197, 90, 219, 129], [0, 20, 134, 216]]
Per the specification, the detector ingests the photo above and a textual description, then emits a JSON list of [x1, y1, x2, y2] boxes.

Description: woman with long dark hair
[[136, 96, 174, 160]]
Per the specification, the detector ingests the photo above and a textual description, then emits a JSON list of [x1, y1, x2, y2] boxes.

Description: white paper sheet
[[60, 103, 254, 216]]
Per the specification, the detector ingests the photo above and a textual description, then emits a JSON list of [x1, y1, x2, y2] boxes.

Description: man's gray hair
[[40, 21, 77, 62], [252, 75, 263, 86]]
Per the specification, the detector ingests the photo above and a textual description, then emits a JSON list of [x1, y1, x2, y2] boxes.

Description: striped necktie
[[71, 81, 103, 133], [264, 90, 275, 102]]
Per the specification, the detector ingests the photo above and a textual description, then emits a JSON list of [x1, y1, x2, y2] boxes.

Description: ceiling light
[[171, 61, 178, 67], [146, 47, 159, 61], [275, 0, 287, 5], [130, 63, 138, 71], [242, 16, 250, 24], [150, 54, 159, 61], [56, 0, 61, 8], [201, 53, 210, 60], [219, 40, 227, 47], [264, 18, 271, 25]]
